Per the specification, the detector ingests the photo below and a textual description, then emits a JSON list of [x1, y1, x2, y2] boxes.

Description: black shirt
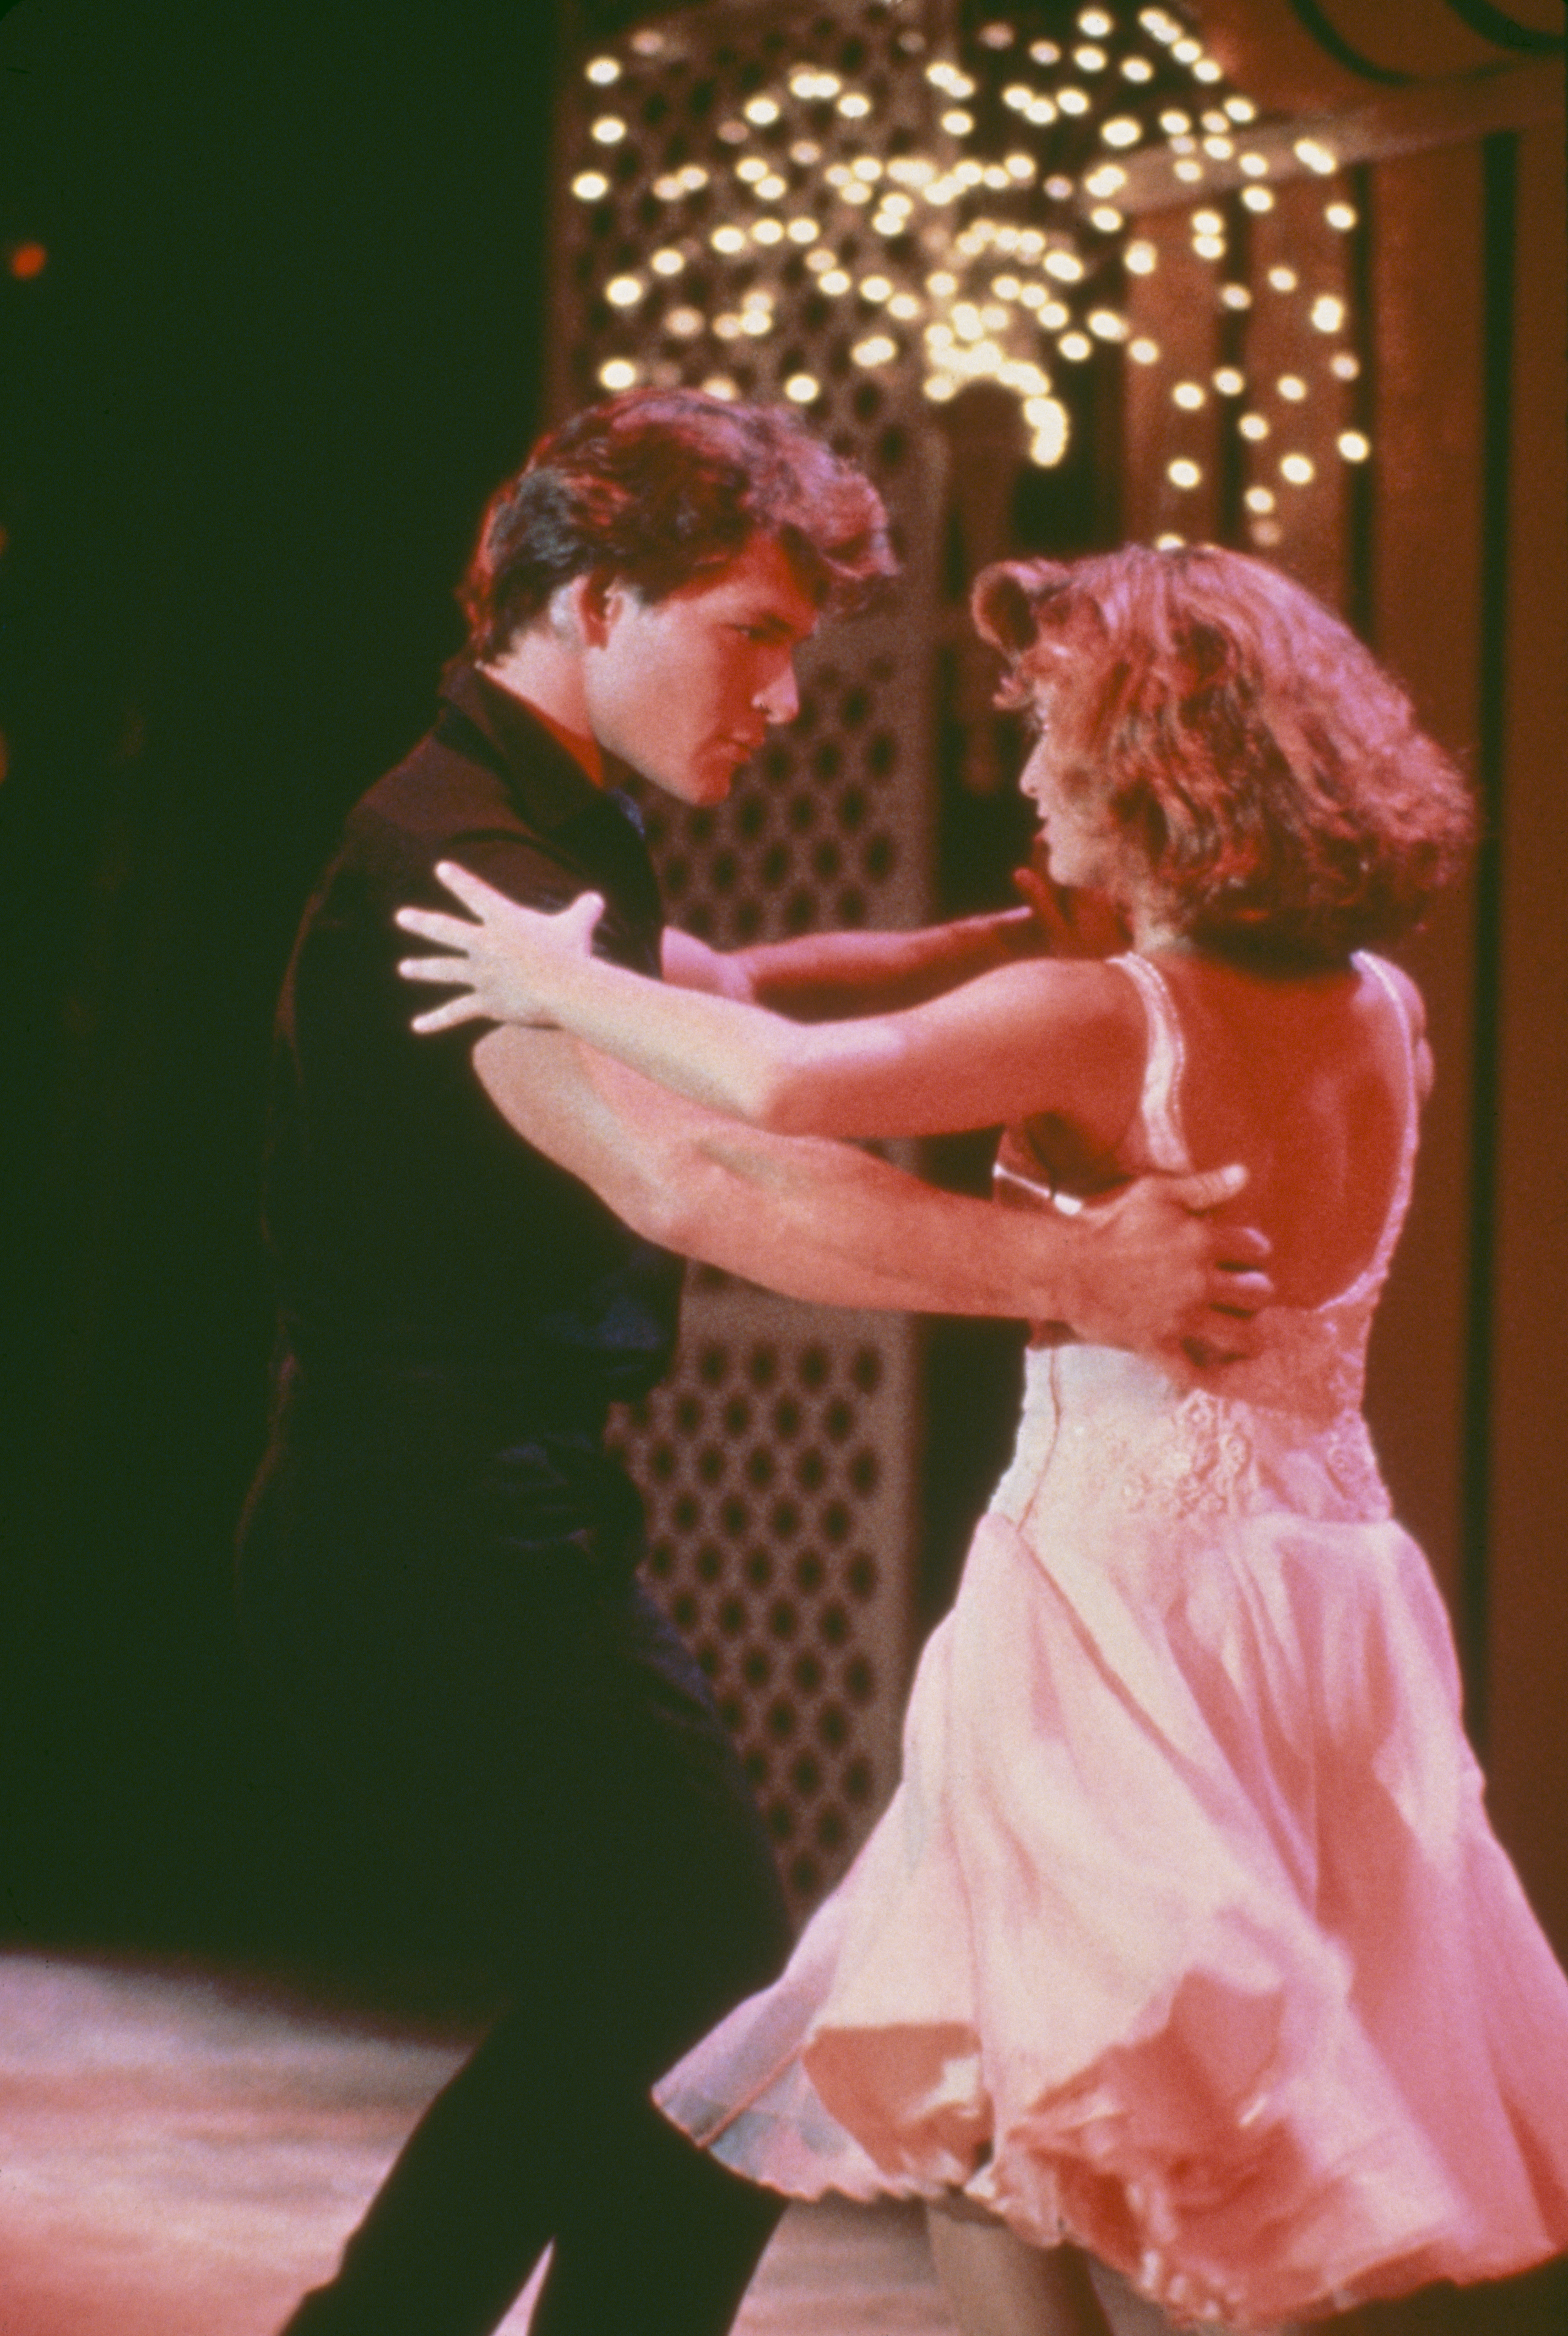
[[262, 666, 684, 1409]]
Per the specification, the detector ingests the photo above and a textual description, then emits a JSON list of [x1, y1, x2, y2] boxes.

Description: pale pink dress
[[656, 953, 1568, 2330]]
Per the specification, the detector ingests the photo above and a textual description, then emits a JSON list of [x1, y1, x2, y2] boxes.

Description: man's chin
[[636, 759, 733, 806], [687, 762, 740, 804]]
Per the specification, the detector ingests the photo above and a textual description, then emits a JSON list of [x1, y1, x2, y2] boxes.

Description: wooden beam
[[1093, 58, 1562, 219], [1481, 111, 1568, 1959]]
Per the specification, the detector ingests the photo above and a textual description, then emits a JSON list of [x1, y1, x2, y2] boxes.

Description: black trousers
[[237, 1360, 792, 2336]]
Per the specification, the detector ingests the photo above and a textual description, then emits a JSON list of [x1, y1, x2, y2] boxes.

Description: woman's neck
[[1125, 902, 1196, 956]]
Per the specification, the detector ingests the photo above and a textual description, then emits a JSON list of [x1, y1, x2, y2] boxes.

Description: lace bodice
[[991, 952, 1422, 1540]]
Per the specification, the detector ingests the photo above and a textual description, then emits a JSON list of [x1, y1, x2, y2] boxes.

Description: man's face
[[581, 533, 821, 805]]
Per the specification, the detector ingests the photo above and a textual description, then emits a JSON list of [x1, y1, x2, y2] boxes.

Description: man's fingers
[[1204, 1269, 1273, 1314], [1011, 866, 1057, 916], [1182, 1327, 1260, 1369], [1210, 1225, 1272, 1267], [1012, 868, 1131, 958], [1168, 1162, 1250, 1213], [1010, 867, 1076, 950]]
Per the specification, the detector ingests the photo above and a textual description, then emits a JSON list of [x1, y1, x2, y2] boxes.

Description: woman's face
[[1016, 711, 1135, 901]]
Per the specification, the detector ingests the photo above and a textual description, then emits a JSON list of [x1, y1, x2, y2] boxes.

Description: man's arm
[[662, 909, 1042, 1019], [661, 854, 1132, 1020], [471, 1027, 1270, 1360]]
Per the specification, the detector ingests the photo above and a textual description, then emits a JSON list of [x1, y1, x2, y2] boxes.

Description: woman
[[396, 545, 1568, 2332]]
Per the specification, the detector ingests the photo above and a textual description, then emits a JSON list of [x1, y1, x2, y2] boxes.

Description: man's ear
[[554, 569, 622, 650]]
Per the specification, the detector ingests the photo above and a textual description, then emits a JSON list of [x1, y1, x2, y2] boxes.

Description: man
[[241, 390, 1268, 2336]]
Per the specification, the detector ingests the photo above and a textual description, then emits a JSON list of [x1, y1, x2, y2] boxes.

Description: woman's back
[[1135, 950, 1422, 1311], [1010, 948, 1422, 1318]]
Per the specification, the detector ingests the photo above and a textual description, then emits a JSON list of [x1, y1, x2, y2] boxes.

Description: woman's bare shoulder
[[1358, 951, 1426, 1028], [1355, 952, 1432, 1099]]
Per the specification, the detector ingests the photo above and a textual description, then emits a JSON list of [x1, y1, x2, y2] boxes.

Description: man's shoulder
[[320, 682, 648, 933], [336, 727, 563, 904], [353, 728, 529, 853]]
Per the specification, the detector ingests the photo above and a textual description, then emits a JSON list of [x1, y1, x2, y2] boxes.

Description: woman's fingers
[[395, 905, 484, 947], [398, 953, 474, 986], [557, 890, 608, 948], [397, 883, 608, 944], [395, 875, 608, 1040], [408, 992, 489, 1034], [432, 859, 511, 915], [432, 859, 606, 942]]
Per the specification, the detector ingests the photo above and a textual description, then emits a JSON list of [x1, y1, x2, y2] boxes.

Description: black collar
[[438, 664, 611, 835]]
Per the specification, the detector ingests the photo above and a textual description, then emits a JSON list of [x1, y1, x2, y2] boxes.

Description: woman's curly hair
[[459, 388, 897, 658], [973, 543, 1474, 965]]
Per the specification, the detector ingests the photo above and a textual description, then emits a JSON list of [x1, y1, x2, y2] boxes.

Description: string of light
[[568, 2, 1371, 526]]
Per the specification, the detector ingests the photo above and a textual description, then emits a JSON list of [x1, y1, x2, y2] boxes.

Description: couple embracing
[[241, 390, 1568, 2336]]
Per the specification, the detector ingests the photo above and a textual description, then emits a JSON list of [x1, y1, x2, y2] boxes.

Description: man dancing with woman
[[401, 539, 1568, 2331], [246, 388, 1271, 2336]]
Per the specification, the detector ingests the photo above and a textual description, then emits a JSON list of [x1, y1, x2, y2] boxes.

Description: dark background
[[1, 0, 565, 1977]]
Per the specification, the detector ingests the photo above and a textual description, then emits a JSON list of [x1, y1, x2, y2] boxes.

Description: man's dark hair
[[458, 388, 897, 660]]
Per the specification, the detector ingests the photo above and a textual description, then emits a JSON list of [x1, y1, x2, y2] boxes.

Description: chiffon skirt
[[656, 1353, 1568, 2329]]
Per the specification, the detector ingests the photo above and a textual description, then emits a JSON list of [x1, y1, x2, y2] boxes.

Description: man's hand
[[1055, 1166, 1273, 1370], [1012, 843, 1130, 960], [661, 926, 758, 1001]]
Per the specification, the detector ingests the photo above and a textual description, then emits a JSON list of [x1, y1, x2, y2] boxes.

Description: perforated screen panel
[[608, 1287, 919, 1909], [555, 2, 942, 1916]]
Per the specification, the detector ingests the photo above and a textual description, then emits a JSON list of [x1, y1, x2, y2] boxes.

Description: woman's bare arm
[[399, 865, 1144, 1148]]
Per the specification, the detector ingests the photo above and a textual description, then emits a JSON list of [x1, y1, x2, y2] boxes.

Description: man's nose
[[756, 656, 800, 726]]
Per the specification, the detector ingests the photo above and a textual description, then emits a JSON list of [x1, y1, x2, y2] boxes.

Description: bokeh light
[[564, 2, 1371, 521]]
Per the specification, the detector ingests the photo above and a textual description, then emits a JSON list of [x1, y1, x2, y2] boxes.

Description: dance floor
[[12, 1948, 1431, 2334], [0, 1951, 959, 2335]]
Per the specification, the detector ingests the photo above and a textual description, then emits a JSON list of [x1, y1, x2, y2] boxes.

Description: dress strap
[[1335, 951, 1423, 1308], [1109, 954, 1192, 1175]]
